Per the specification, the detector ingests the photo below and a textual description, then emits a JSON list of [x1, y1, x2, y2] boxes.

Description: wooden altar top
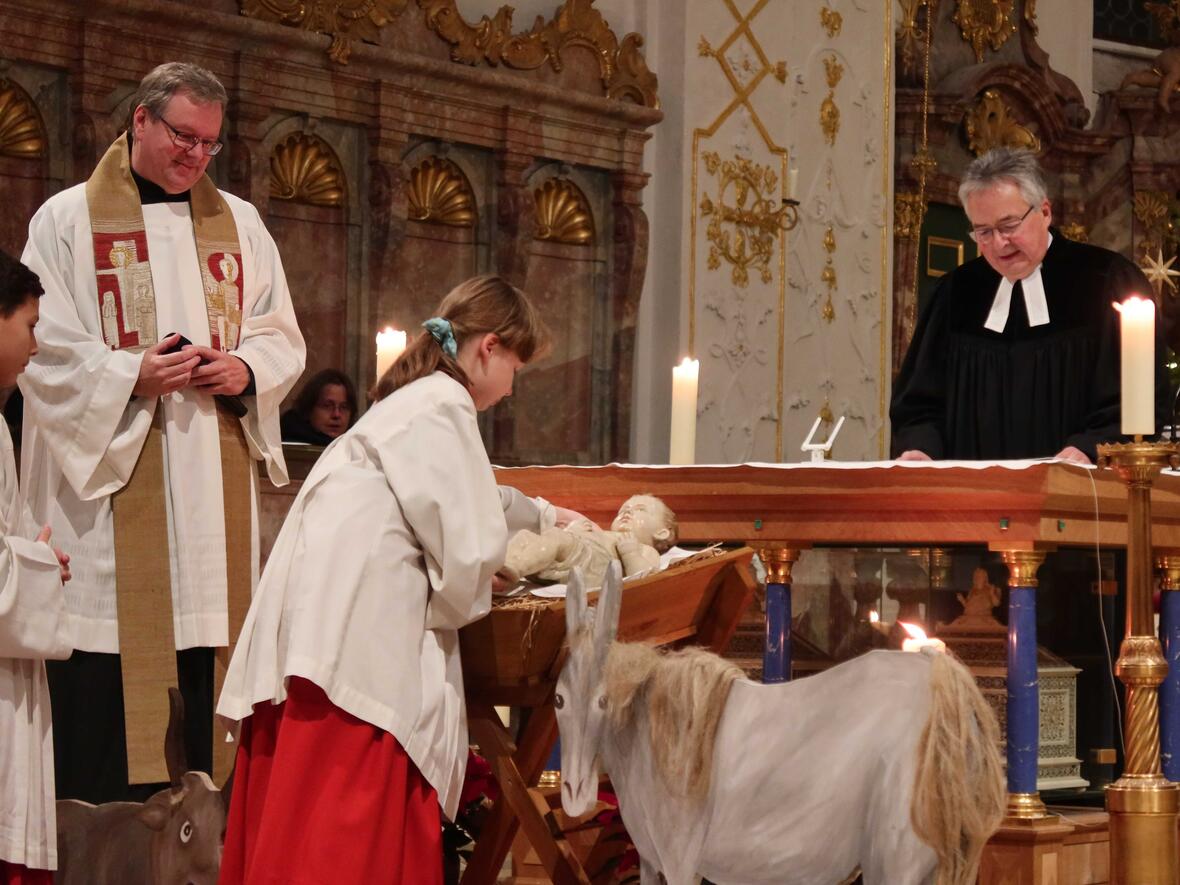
[[492, 460, 1180, 550]]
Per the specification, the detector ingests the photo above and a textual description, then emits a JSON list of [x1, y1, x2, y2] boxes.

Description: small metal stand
[[801, 414, 845, 463]]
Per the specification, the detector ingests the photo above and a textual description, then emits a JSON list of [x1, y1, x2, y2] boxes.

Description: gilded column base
[[1107, 780, 1179, 885], [1002, 791, 1052, 825]]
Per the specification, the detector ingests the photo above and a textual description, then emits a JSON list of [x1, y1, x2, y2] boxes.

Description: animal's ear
[[138, 791, 172, 832], [565, 568, 588, 638], [593, 561, 623, 659]]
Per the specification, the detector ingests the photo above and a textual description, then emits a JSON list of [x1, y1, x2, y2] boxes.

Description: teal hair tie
[[423, 317, 458, 359]]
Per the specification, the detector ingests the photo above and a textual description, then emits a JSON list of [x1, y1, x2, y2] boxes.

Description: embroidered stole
[[87, 132, 251, 784]]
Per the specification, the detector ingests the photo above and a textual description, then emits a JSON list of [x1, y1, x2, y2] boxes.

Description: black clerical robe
[[890, 233, 1167, 461]]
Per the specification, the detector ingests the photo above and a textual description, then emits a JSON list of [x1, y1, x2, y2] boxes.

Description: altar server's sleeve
[[385, 400, 507, 631], [18, 200, 152, 501], [230, 205, 306, 487], [889, 279, 950, 459], [499, 486, 557, 533], [0, 467, 71, 659]]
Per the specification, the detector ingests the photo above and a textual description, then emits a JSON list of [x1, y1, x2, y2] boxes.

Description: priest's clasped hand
[[188, 345, 251, 396], [132, 333, 202, 397]]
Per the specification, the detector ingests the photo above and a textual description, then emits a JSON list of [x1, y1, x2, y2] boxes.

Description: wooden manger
[[458, 547, 757, 885]]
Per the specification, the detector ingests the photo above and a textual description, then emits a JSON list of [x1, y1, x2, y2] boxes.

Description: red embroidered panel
[[93, 230, 151, 350]]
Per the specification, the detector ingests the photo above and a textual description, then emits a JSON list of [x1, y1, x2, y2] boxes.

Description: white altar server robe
[[218, 372, 507, 819], [0, 420, 72, 870], [18, 185, 305, 653]]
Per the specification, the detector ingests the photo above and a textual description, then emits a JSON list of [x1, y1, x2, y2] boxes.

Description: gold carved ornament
[[241, 0, 408, 63], [820, 55, 844, 147], [1059, 221, 1087, 243], [534, 178, 594, 245], [894, 192, 925, 240], [407, 156, 476, 227], [964, 89, 1040, 156], [417, 0, 659, 109], [1132, 190, 1180, 262], [269, 132, 346, 207], [699, 151, 794, 287], [820, 7, 843, 38], [897, 0, 923, 80], [953, 0, 1017, 63], [821, 226, 837, 322], [1024, 0, 1038, 33], [0, 79, 46, 159], [1146, 1, 1180, 44]]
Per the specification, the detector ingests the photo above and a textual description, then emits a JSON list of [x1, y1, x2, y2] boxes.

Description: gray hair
[[133, 62, 227, 118], [957, 147, 1048, 209]]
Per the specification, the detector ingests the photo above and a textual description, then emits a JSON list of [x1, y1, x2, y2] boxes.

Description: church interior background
[[8, 0, 1180, 880]]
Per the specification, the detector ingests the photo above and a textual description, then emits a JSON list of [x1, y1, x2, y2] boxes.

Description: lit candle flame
[[869, 610, 880, 624], [899, 621, 926, 641], [899, 621, 946, 654]]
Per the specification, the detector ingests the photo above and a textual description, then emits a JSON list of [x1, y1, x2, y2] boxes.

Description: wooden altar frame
[[492, 461, 1180, 548], [458, 547, 757, 885]]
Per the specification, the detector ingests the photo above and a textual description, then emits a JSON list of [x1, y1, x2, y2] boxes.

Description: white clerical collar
[[984, 234, 1053, 333]]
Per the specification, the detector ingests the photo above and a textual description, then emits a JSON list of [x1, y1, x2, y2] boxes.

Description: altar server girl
[[216, 274, 548, 884], [0, 251, 72, 885]]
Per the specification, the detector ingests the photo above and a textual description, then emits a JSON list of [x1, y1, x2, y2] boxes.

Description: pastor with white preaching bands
[[891, 147, 1169, 463], [18, 63, 305, 801]]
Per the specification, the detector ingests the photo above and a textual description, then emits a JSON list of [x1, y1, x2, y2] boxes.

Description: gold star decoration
[[1141, 248, 1180, 297]]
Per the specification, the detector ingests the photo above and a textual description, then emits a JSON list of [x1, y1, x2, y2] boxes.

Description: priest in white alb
[[18, 62, 305, 802]]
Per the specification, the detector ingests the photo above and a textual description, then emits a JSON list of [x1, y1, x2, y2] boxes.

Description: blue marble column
[[1001, 548, 1050, 820], [1158, 553, 1180, 782], [759, 547, 801, 684]]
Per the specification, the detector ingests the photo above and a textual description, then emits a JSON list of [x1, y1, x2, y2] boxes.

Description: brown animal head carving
[[139, 771, 225, 885]]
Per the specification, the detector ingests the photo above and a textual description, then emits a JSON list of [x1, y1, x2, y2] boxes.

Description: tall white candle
[[787, 158, 799, 200], [1115, 296, 1155, 436], [376, 327, 407, 382], [669, 357, 699, 465]]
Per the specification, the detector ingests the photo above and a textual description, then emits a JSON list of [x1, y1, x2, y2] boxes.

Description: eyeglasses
[[968, 204, 1035, 244], [155, 114, 223, 156]]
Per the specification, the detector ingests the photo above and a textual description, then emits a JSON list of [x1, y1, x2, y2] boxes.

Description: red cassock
[[0, 863, 52, 885], [219, 677, 443, 885]]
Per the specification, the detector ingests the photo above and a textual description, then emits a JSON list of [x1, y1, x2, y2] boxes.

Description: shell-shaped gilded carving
[[964, 89, 1040, 157], [407, 157, 476, 227], [534, 178, 594, 245], [269, 133, 346, 207], [0, 79, 46, 159]]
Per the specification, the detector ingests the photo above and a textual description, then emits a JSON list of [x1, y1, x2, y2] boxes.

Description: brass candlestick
[[1098, 438, 1180, 884]]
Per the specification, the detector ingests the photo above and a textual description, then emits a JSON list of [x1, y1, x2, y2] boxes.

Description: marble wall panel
[[500, 241, 602, 464], [266, 200, 351, 388], [0, 158, 45, 257], [392, 223, 480, 324]]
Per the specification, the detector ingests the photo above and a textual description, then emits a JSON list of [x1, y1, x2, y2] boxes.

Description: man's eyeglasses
[[968, 203, 1035, 244], [156, 115, 223, 157]]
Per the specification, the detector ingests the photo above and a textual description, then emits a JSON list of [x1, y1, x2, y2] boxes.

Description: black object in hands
[[162, 332, 248, 418]]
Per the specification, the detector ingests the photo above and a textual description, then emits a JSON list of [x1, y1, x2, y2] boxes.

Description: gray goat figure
[[54, 688, 228, 885]]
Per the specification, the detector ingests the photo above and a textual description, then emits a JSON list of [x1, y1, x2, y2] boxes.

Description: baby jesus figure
[[499, 494, 679, 590]]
